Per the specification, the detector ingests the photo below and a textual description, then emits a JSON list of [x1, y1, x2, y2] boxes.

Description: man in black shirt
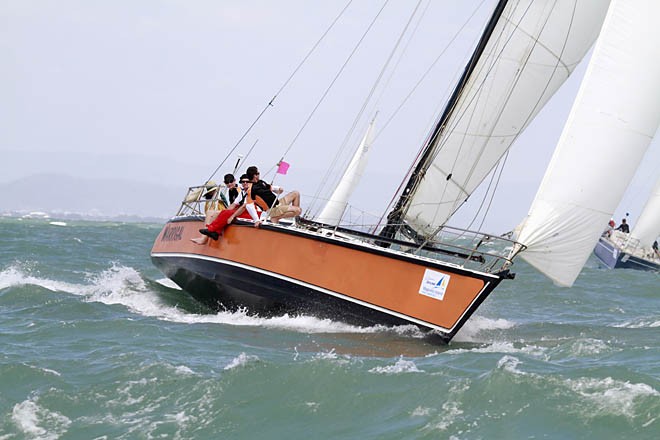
[[615, 218, 630, 233], [246, 165, 301, 227]]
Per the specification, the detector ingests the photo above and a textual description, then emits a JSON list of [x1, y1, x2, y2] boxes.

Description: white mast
[[515, 0, 660, 286], [316, 118, 376, 225]]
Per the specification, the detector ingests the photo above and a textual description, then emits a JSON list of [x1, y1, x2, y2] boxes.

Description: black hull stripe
[[152, 251, 493, 334]]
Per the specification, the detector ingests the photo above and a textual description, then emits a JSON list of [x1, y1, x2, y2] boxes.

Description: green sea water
[[0, 217, 658, 439]]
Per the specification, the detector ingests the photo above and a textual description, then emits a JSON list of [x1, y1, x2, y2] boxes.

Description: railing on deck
[[172, 187, 523, 274], [297, 217, 522, 275], [176, 184, 227, 217]]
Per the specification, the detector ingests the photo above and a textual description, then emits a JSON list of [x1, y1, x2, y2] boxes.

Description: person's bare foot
[[191, 236, 208, 245]]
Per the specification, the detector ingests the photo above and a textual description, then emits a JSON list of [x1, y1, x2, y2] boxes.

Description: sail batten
[[516, 0, 660, 286]]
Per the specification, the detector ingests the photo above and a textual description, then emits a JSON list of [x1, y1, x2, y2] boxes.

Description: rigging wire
[[460, 0, 579, 233], [204, 0, 354, 183], [311, 0, 433, 219], [372, 0, 491, 232], [430, 0, 576, 232], [277, 0, 391, 166], [305, 0, 425, 217], [392, 0, 579, 240]]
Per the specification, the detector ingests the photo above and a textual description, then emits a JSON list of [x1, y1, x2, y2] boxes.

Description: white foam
[[155, 278, 182, 290], [369, 357, 423, 374], [453, 316, 516, 342], [174, 365, 195, 375], [0, 264, 425, 337], [224, 352, 259, 370], [411, 406, 432, 416], [0, 265, 81, 293], [613, 318, 660, 328], [48, 221, 67, 226], [447, 341, 546, 358], [567, 338, 612, 356], [12, 399, 71, 440], [496, 355, 525, 375], [565, 377, 659, 419]]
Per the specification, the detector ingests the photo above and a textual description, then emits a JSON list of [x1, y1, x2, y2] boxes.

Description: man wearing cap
[[245, 165, 301, 227]]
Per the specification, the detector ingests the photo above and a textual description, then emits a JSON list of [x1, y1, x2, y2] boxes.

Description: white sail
[[630, 175, 660, 248], [516, 0, 660, 286], [316, 119, 375, 225], [402, 0, 610, 237]]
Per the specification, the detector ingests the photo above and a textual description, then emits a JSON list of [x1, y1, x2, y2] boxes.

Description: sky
[[2, 0, 659, 232]]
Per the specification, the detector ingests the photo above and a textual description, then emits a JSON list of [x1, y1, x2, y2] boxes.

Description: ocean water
[[0, 217, 658, 439]]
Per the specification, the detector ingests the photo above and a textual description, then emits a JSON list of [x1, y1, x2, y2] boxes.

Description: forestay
[[399, 0, 610, 238], [515, 0, 660, 286]]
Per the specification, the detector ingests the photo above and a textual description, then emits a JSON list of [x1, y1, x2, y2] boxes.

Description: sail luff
[[516, 0, 660, 286]]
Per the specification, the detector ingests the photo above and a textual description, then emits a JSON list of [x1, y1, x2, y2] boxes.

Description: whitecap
[[369, 357, 423, 374], [453, 316, 516, 342], [174, 365, 195, 375], [0, 265, 80, 293], [613, 318, 660, 328], [12, 399, 71, 440], [447, 341, 546, 358], [224, 352, 259, 370], [496, 355, 525, 375], [566, 338, 611, 356], [48, 221, 67, 226], [564, 376, 659, 419]]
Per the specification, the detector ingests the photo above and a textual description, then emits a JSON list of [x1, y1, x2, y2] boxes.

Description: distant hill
[[0, 174, 187, 220]]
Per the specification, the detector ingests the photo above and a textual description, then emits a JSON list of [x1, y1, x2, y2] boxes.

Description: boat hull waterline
[[151, 218, 508, 342]]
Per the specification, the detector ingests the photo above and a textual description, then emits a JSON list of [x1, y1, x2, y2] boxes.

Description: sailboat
[[594, 176, 660, 271], [514, 0, 660, 280], [150, 0, 656, 342]]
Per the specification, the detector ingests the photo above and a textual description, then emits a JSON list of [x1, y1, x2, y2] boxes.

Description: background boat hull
[[594, 237, 660, 271]]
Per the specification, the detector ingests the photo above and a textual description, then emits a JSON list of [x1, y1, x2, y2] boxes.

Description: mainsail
[[381, 0, 610, 240], [515, 0, 660, 286], [630, 176, 660, 251]]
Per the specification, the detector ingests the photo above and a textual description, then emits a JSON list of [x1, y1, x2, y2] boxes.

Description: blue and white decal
[[419, 268, 450, 300]]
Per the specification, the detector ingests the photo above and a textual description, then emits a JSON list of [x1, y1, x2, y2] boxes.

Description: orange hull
[[151, 218, 505, 341]]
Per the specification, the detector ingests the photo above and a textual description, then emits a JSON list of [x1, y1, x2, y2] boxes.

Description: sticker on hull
[[419, 268, 450, 300]]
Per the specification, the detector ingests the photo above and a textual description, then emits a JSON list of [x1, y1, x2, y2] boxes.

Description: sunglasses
[[240, 180, 249, 184]]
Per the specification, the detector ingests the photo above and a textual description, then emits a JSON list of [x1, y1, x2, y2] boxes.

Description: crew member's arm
[[246, 203, 260, 222]]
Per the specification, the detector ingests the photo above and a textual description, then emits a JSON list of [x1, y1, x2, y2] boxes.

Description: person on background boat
[[653, 240, 659, 258], [603, 218, 616, 237], [245, 165, 301, 227], [615, 218, 630, 233]]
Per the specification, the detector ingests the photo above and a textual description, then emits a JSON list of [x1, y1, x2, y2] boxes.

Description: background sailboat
[[594, 175, 660, 271], [512, 0, 660, 284]]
